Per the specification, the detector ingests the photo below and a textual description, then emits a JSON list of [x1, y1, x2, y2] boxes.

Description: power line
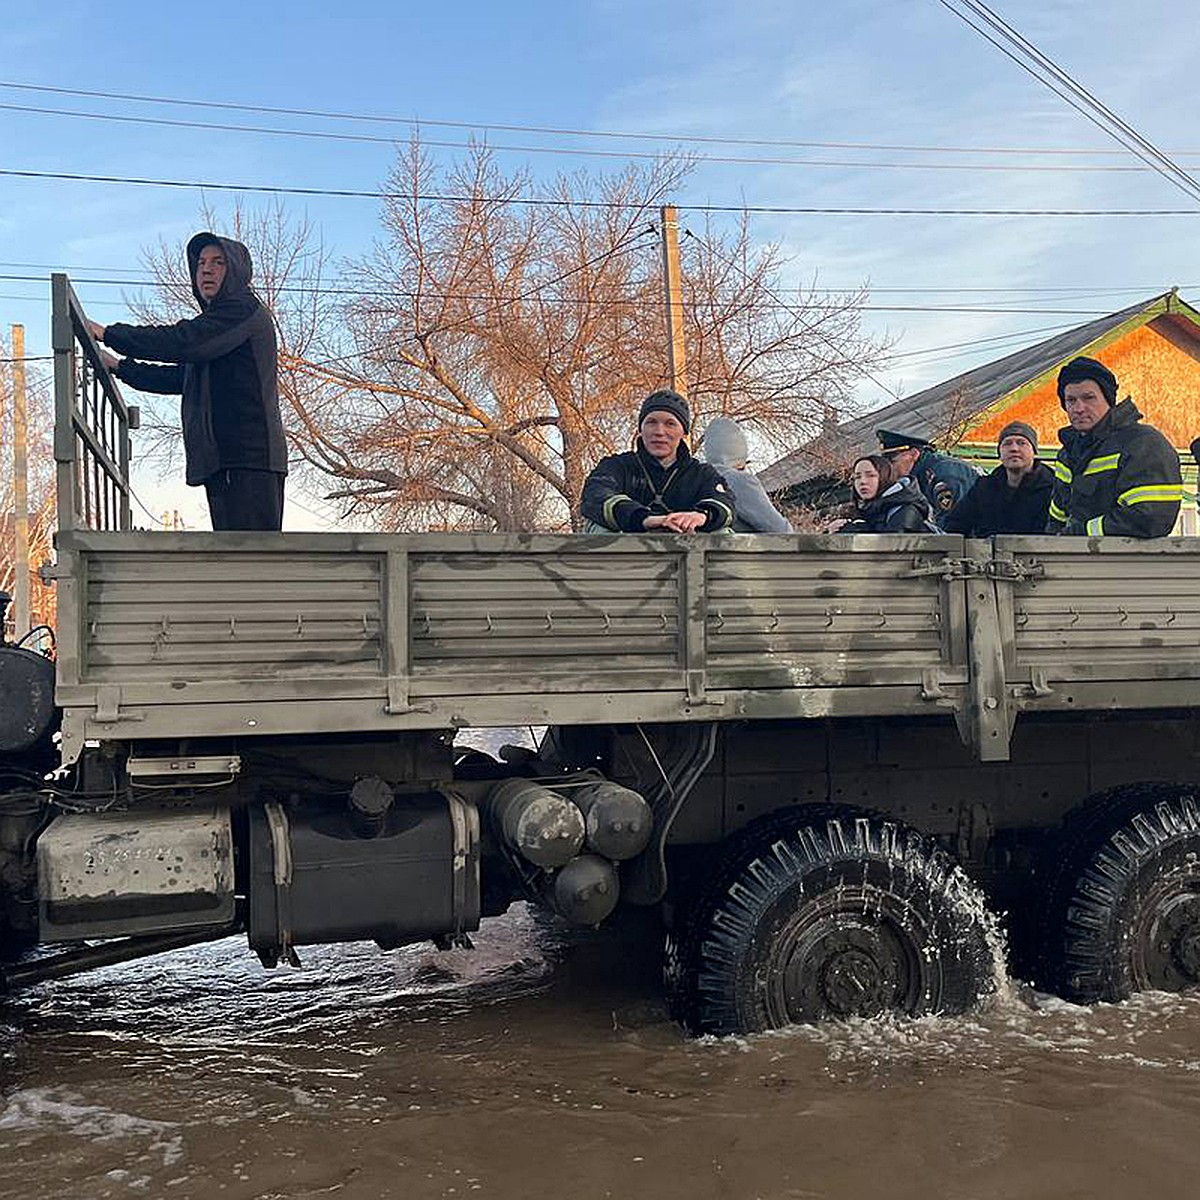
[[0, 261, 1187, 297], [682, 226, 902, 401], [5, 78, 1196, 158], [938, 0, 1200, 207], [294, 224, 659, 374], [1, 99, 1187, 173], [885, 320, 1083, 362], [1, 168, 1195, 215], [0, 273, 1123, 317]]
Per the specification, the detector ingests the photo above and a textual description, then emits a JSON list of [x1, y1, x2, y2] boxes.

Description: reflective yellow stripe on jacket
[[602, 493, 635, 526], [1048, 500, 1068, 522], [1117, 483, 1185, 507], [1053, 461, 1072, 484], [705, 498, 736, 527], [1081, 453, 1121, 476]]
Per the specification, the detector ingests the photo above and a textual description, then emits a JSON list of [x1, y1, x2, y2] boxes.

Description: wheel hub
[[782, 918, 911, 1021], [1143, 891, 1200, 989], [821, 947, 889, 1016]]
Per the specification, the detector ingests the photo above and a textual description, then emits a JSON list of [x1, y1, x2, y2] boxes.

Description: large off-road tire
[[665, 807, 997, 1034], [1050, 789, 1200, 1003]]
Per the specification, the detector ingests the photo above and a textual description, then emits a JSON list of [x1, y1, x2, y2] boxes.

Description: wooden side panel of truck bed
[[48, 530, 1200, 765]]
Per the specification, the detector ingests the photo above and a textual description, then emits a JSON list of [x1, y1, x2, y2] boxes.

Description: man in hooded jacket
[[89, 232, 287, 531], [1046, 356, 1181, 538]]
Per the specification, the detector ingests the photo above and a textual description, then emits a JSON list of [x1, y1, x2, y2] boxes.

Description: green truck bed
[[48, 528, 1200, 765]]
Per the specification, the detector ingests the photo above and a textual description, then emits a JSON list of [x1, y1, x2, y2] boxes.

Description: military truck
[[1, 275, 1198, 1034]]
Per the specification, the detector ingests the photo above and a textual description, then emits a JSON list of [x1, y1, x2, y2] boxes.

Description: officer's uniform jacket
[[912, 450, 980, 530], [1046, 398, 1182, 538]]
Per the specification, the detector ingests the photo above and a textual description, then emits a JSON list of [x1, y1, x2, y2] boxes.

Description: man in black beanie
[[944, 420, 1053, 536], [1046, 356, 1181, 538], [580, 389, 735, 533]]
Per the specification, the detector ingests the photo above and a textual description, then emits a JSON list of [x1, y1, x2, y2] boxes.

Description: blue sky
[[3, 0, 1199, 523]]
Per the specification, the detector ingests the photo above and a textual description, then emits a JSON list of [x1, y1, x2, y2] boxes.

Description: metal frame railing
[[51, 273, 137, 532]]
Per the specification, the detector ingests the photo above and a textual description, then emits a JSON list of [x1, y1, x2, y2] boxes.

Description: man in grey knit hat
[[943, 420, 1054, 537]]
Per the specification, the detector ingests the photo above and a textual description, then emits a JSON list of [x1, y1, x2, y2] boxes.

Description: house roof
[[761, 290, 1200, 492]]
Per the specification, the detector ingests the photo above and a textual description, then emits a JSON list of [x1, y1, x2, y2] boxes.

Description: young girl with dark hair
[[830, 454, 937, 533]]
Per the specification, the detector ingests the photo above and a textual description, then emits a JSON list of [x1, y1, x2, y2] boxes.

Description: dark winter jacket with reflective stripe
[[839, 476, 937, 534], [581, 441, 735, 532], [942, 461, 1054, 537], [1046, 399, 1182, 538], [107, 233, 286, 487]]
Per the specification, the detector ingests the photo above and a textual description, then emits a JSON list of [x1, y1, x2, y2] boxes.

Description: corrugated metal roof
[[761, 291, 1200, 492]]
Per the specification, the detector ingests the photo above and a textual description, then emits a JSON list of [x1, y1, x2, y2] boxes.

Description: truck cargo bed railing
[[51, 273, 135, 533]]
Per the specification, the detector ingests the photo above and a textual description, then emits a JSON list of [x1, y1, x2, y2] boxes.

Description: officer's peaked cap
[[877, 427, 933, 455]]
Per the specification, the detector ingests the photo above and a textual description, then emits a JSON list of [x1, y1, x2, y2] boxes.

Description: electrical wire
[[3, 79, 1197, 159], [1, 168, 1196, 215], [953, 0, 1200, 200], [0, 98, 1186, 173], [1, 262, 1192, 296], [0, 273, 1150, 317], [938, 0, 1200, 206], [297, 223, 658, 373], [682, 226, 901, 401]]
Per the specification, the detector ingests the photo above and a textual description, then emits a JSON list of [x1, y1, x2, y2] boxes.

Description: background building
[[763, 290, 1200, 535]]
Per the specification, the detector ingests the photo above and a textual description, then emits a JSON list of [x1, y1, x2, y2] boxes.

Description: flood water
[[2, 731, 1199, 1199], [3, 907, 1200, 1200]]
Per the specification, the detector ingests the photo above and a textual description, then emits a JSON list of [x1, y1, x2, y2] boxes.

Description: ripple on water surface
[[3, 906, 1200, 1199]]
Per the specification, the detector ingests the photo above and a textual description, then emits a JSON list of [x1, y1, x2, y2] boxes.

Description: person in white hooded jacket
[[701, 417, 792, 533]]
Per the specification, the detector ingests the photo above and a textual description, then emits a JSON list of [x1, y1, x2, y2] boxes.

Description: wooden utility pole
[[11, 324, 29, 638], [659, 205, 688, 398]]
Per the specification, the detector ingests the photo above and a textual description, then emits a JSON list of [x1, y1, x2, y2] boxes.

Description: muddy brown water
[[3, 909, 1200, 1200], [2, 730, 1199, 1200]]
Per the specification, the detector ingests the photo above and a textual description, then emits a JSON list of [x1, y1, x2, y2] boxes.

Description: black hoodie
[[106, 233, 287, 486]]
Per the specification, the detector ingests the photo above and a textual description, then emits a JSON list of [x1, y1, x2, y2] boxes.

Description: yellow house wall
[[964, 319, 1200, 452]]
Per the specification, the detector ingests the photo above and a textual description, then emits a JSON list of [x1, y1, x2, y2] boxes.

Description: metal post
[[659, 205, 688, 398], [51, 274, 78, 532], [11, 324, 29, 637]]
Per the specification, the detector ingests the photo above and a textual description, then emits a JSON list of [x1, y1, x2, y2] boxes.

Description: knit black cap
[[1057, 356, 1117, 408], [638, 389, 691, 433]]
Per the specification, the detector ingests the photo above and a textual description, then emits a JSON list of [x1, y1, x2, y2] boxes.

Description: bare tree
[[286, 141, 888, 530], [0, 337, 56, 635], [123, 142, 888, 531]]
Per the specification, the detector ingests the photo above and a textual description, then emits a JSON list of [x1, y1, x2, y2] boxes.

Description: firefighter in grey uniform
[[877, 428, 980, 530]]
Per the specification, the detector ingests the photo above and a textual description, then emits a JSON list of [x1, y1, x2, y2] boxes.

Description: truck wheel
[[665, 808, 997, 1034], [1055, 792, 1200, 1003]]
